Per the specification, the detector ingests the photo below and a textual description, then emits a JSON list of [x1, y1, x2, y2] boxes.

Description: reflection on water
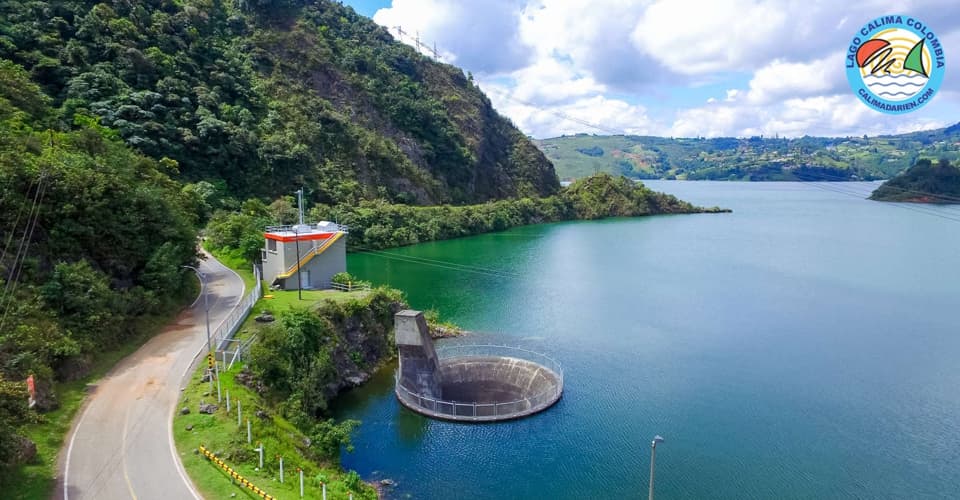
[[333, 182, 960, 499]]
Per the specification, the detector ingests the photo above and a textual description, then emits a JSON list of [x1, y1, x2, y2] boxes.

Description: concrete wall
[[264, 236, 346, 290], [437, 356, 560, 402], [262, 240, 283, 287], [395, 310, 443, 399]]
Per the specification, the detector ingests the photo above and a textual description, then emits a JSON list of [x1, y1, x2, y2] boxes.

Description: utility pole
[[294, 224, 302, 300], [295, 189, 303, 300]]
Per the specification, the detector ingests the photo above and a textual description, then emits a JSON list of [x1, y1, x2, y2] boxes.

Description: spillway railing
[[395, 344, 563, 421]]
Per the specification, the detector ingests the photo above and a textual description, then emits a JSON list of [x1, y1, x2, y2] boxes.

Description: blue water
[[335, 181, 960, 499]]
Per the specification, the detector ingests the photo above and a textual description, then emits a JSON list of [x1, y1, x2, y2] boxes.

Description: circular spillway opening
[[396, 346, 563, 422]]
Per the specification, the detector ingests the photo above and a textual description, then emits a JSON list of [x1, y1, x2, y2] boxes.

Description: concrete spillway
[[394, 310, 562, 422]]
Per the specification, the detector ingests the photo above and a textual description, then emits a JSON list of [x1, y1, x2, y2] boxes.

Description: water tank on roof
[[316, 221, 338, 232]]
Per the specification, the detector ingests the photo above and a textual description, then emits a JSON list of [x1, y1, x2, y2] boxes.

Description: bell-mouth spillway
[[393, 311, 563, 422]]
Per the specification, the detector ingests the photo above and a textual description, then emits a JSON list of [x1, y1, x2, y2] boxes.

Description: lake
[[335, 181, 960, 499]]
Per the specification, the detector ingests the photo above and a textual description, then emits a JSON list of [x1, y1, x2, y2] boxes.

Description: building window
[[267, 239, 277, 252], [261, 249, 267, 261]]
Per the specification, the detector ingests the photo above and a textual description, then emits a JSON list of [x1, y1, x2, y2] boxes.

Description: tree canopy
[[0, 57, 198, 479]]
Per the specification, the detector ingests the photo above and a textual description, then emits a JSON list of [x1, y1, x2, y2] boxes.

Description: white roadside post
[[648, 435, 665, 500], [247, 419, 252, 444], [256, 442, 263, 469], [322, 482, 327, 500], [226, 390, 230, 413], [299, 468, 304, 497], [279, 455, 284, 483]]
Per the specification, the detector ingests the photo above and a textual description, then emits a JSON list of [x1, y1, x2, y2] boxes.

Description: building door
[[300, 270, 310, 289]]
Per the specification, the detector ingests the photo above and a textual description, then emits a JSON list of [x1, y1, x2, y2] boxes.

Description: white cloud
[[745, 53, 847, 104], [482, 80, 659, 138], [509, 57, 606, 105], [671, 94, 949, 138], [518, 0, 666, 90], [368, 0, 960, 139], [632, 0, 788, 75], [373, 0, 531, 73]]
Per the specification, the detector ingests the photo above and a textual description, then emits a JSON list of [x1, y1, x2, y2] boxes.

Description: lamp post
[[648, 435, 664, 500], [294, 225, 302, 300], [182, 265, 211, 355], [294, 188, 305, 300]]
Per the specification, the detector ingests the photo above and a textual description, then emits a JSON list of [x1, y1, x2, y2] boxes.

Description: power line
[[0, 176, 37, 271], [789, 172, 960, 224], [352, 246, 520, 279], [781, 164, 960, 204], [0, 173, 48, 332]]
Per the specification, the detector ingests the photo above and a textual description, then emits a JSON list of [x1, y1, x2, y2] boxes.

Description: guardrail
[[214, 265, 262, 368], [395, 344, 563, 421], [329, 281, 371, 292], [435, 344, 563, 376], [265, 223, 349, 233], [198, 445, 274, 499]]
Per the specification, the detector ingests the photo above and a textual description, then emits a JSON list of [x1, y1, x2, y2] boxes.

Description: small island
[[870, 159, 960, 203]]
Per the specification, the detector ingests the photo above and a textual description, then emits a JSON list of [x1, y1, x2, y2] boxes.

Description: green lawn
[[176, 253, 373, 499], [236, 289, 367, 344], [259, 289, 368, 312], [173, 360, 375, 499]]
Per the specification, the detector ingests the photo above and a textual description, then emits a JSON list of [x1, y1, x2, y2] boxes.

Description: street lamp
[[648, 435, 664, 500], [182, 265, 212, 355]]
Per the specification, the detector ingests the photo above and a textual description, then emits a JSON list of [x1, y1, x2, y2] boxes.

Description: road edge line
[[169, 250, 247, 500]]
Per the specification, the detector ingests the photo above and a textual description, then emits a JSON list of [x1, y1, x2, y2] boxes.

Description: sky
[[342, 0, 960, 139]]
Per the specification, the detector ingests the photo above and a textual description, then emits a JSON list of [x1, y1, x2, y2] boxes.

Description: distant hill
[[0, 0, 558, 205], [538, 124, 960, 181], [870, 159, 960, 203]]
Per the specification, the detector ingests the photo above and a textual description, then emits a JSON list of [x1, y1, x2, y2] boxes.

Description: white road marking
[[168, 256, 246, 500], [121, 406, 138, 500], [64, 252, 247, 500], [63, 393, 94, 500]]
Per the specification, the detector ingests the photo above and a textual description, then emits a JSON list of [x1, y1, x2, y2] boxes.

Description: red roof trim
[[264, 232, 335, 243]]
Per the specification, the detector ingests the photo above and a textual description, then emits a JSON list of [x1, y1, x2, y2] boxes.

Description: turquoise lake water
[[335, 181, 960, 499]]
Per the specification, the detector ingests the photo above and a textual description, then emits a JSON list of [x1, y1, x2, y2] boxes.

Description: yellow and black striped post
[[198, 445, 275, 500]]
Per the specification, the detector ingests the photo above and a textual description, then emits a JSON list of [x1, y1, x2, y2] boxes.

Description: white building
[[261, 221, 347, 290]]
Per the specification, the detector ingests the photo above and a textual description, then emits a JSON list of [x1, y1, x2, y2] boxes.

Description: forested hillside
[[0, 0, 558, 205], [870, 159, 960, 203], [0, 59, 198, 478], [539, 125, 960, 181], [205, 172, 728, 258], [0, 0, 718, 488]]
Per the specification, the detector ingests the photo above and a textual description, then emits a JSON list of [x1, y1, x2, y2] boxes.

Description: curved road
[[57, 252, 245, 500]]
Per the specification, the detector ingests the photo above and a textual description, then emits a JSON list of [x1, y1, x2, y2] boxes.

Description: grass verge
[[173, 361, 376, 500], [10, 314, 176, 499], [176, 252, 375, 499], [204, 244, 258, 292]]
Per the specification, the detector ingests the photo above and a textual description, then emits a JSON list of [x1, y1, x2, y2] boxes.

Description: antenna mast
[[297, 188, 304, 225]]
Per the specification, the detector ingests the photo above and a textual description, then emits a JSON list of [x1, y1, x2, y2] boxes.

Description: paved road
[[57, 252, 245, 500]]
